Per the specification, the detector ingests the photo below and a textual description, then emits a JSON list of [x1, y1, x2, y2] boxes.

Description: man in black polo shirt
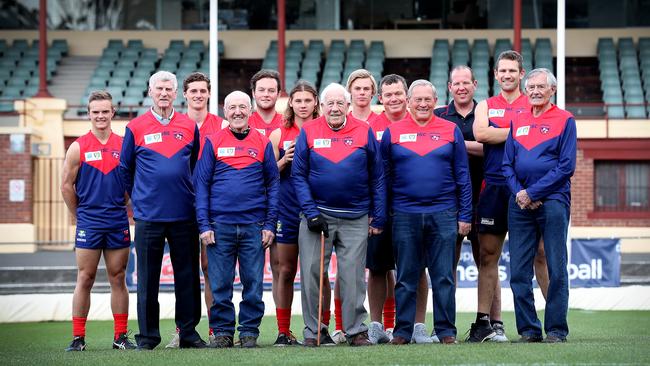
[[434, 65, 484, 279]]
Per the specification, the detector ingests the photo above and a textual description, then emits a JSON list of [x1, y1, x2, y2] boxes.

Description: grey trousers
[[299, 213, 369, 339]]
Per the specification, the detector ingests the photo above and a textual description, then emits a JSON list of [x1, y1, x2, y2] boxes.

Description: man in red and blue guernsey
[[61, 91, 134, 351], [364, 74, 432, 345], [469, 50, 528, 342], [503, 68, 576, 343], [249, 69, 284, 137], [382, 80, 472, 345], [165, 72, 225, 349], [120, 71, 205, 350], [194, 90, 279, 349], [292, 83, 385, 347]]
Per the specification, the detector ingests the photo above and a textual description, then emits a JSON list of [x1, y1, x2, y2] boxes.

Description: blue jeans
[[392, 210, 457, 341], [206, 222, 265, 338], [508, 198, 570, 339]]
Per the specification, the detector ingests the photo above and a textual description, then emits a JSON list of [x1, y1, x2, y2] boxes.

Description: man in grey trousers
[[292, 83, 386, 347]]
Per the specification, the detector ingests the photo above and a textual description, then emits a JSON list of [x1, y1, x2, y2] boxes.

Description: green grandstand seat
[[106, 85, 124, 97], [2, 86, 23, 98], [122, 48, 141, 59], [169, 40, 185, 50], [159, 59, 178, 71], [349, 39, 365, 51], [179, 60, 198, 70], [494, 39, 512, 57], [7, 78, 26, 87], [98, 59, 116, 69], [140, 48, 158, 60], [308, 40, 325, 52], [127, 39, 144, 50], [116, 60, 136, 70], [125, 88, 144, 98], [330, 40, 346, 52], [136, 60, 156, 71], [626, 105, 647, 118], [89, 75, 107, 87], [112, 69, 132, 79], [107, 39, 123, 49], [184, 48, 203, 59], [102, 48, 121, 59], [12, 39, 29, 49], [51, 39, 68, 55], [5, 48, 23, 59], [188, 40, 205, 51]]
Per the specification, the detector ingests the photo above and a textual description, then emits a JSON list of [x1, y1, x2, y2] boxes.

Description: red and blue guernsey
[[120, 110, 200, 221], [248, 111, 283, 137], [368, 112, 396, 142], [196, 112, 224, 157], [380, 114, 472, 221], [194, 128, 279, 234], [291, 116, 386, 228], [503, 105, 577, 207], [277, 122, 301, 221], [75, 131, 128, 230], [484, 94, 530, 184]]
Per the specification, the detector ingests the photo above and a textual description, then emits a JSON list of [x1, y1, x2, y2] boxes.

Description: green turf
[[2, 310, 649, 365]]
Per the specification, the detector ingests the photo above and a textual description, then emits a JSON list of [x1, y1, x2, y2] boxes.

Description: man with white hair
[[292, 83, 385, 347], [120, 70, 204, 350], [503, 68, 576, 343], [382, 80, 472, 345], [194, 90, 279, 348]]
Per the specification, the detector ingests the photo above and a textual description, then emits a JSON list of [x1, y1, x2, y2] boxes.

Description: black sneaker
[[465, 323, 496, 343], [512, 334, 543, 343], [209, 335, 234, 348], [320, 330, 336, 346], [66, 336, 86, 351], [113, 332, 137, 350], [240, 336, 257, 348], [274, 332, 301, 346]]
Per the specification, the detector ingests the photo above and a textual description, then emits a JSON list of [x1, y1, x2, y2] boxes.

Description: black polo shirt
[[434, 100, 484, 205]]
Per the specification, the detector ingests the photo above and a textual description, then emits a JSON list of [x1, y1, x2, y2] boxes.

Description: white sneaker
[[331, 330, 347, 344], [431, 330, 440, 343], [208, 333, 215, 344], [367, 321, 390, 344], [385, 328, 394, 341], [491, 323, 509, 342], [411, 323, 433, 343], [165, 332, 180, 349]]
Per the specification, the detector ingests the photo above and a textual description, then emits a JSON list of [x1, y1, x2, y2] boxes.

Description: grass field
[[2, 310, 649, 365]]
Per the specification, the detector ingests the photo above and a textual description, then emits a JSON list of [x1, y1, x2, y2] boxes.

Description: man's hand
[[200, 230, 215, 245], [307, 214, 329, 238], [526, 200, 543, 210], [516, 189, 532, 209], [369, 226, 383, 236], [458, 221, 471, 236], [283, 142, 295, 163], [262, 230, 275, 249]]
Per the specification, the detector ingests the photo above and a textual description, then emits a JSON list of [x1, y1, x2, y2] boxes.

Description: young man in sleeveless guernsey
[[61, 91, 135, 351], [248, 69, 284, 137], [469, 50, 548, 342], [120, 71, 205, 350], [195, 91, 279, 349], [165, 72, 224, 349], [268, 81, 334, 346], [358, 74, 432, 345]]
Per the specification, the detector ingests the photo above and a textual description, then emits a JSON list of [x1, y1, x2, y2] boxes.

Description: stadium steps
[[48, 56, 98, 119]]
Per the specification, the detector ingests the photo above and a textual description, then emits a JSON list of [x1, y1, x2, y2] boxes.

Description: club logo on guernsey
[[84, 151, 102, 161], [144, 133, 163, 145], [376, 131, 384, 141], [217, 147, 236, 157], [314, 139, 331, 148], [283, 141, 293, 151], [248, 148, 258, 158], [173, 132, 183, 140], [488, 109, 506, 118], [515, 126, 530, 137], [399, 133, 417, 143], [256, 128, 266, 136], [540, 125, 550, 134], [431, 134, 440, 141], [112, 151, 120, 159], [344, 138, 353, 146]]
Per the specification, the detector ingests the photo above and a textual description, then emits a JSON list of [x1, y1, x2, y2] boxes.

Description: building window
[[595, 161, 650, 212]]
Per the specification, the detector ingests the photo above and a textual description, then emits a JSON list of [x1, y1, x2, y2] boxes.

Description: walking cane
[[316, 231, 325, 346]]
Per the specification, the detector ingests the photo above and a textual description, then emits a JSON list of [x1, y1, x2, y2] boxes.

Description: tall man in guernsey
[[195, 90, 279, 349], [381, 80, 472, 345], [248, 69, 284, 136], [166, 71, 224, 348], [120, 71, 205, 350], [470, 50, 529, 342], [292, 83, 385, 347], [503, 68, 576, 343], [61, 91, 135, 351], [366, 74, 433, 344]]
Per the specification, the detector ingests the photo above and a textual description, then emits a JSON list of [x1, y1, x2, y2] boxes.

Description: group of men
[[62, 48, 575, 351]]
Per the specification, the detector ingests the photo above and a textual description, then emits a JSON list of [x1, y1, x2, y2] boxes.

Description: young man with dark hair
[[249, 69, 283, 137]]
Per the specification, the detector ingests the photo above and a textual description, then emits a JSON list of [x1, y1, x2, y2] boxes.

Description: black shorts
[[365, 219, 395, 272], [476, 183, 510, 235]]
